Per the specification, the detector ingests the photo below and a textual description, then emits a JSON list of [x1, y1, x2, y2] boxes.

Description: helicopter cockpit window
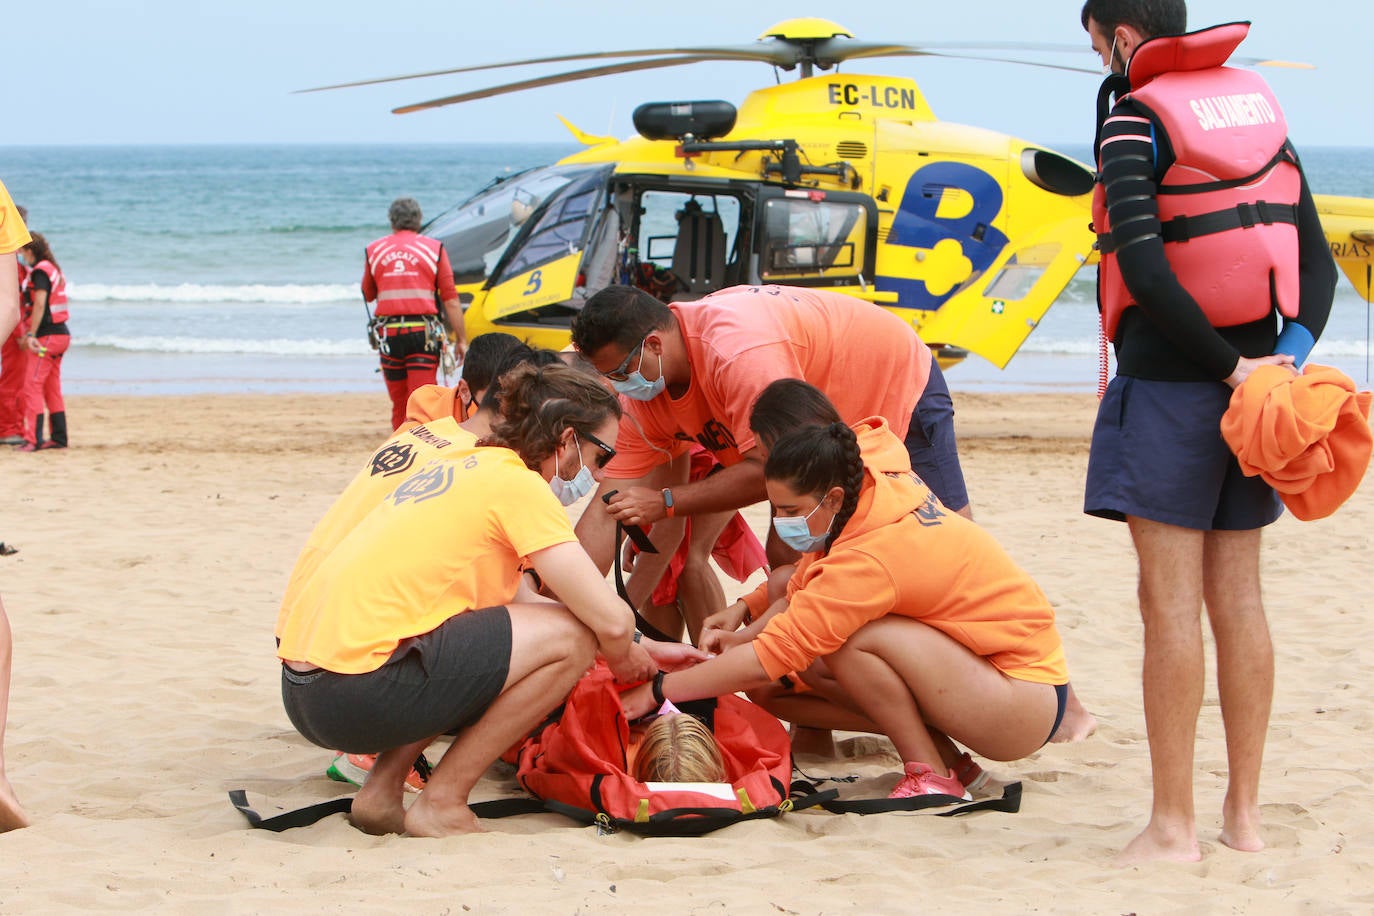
[[424, 166, 593, 285], [494, 168, 611, 283], [760, 198, 866, 281]]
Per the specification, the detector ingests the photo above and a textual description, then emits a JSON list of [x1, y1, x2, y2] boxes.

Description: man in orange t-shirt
[[570, 284, 969, 581]]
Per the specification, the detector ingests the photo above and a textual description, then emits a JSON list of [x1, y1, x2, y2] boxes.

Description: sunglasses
[[603, 341, 644, 382], [582, 430, 617, 469]]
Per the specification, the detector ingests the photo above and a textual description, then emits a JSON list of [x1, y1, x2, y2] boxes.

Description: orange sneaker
[[326, 752, 432, 793], [888, 762, 972, 801]]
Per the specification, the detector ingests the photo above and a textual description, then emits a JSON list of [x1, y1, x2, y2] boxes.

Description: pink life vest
[[1092, 22, 1301, 341], [364, 231, 443, 318], [28, 259, 68, 323]]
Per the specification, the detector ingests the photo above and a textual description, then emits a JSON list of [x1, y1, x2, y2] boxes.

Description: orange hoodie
[[1220, 364, 1373, 522], [750, 418, 1068, 686]]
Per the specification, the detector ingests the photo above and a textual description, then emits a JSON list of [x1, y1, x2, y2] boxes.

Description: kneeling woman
[[277, 364, 672, 837], [622, 413, 1069, 799]]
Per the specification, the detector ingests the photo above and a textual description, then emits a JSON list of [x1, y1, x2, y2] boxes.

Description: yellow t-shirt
[[276, 444, 577, 673], [0, 180, 30, 255], [276, 416, 477, 626]]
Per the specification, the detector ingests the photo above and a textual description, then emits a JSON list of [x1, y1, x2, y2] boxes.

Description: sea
[[3, 143, 1371, 395]]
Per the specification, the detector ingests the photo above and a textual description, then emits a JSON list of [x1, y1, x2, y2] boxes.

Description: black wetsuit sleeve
[[1289, 158, 1337, 341], [1101, 100, 1242, 381], [27, 268, 51, 296]]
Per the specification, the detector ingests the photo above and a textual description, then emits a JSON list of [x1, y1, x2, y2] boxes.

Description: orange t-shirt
[[277, 444, 577, 673], [606, 285, 931, 478], [750, 419, 1068, 687]]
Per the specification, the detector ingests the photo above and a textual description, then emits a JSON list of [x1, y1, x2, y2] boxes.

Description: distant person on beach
[[569, 284, 972, 640], [0, 202, 28, 447], [1081, 0, 1336, 863], [362, 197, 468, 430], [0, 176, 31, 831], [277, 363, 705, 836], [619, 391, 1069, 802], [15, 233, 70, 451]]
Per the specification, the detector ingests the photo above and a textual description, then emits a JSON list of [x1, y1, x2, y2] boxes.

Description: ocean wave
[[69, 283, 358, 304], [80, 334, 372, 356]]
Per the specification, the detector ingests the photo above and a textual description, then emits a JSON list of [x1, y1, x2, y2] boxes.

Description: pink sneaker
[[888, 762, 972, 801], [951, 751, 992, 793]]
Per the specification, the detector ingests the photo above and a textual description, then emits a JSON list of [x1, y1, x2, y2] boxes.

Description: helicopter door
[[482, 166, 614, 323], [637, 191, 742, 301], [753, 188, 876, 287]]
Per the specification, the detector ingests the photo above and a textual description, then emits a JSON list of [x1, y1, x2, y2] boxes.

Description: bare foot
[[1220, 805, 1265, 852], [1049, 694, 1098, 744], [0, 774, 29, 833], [789, 726, 837, 759], [1115, 822, 1202, 866], [403, 793, 485, 837], [349, 787, 406, 836]]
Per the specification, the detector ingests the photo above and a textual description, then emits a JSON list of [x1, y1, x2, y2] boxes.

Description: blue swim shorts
[[904, 355, 970, 512], [1084, 375, 1282, 531]]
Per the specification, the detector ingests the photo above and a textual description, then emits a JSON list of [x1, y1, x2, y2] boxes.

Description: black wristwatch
[[651, 671, 668, 705]]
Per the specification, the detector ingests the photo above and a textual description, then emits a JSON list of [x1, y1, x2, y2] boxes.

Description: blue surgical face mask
[[772, 499, 833, 553], [610, 341, 666, 401], [550, 433, 596, 506]]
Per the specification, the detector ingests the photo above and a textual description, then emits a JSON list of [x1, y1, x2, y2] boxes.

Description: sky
[[7, 0, 1371, 149]]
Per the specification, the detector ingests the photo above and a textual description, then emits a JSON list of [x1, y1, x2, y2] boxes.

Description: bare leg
[[675, 510, 731, 644], [1204, 528, 1271, 853], [1118, 517, 1205, 865], [826, 616, 1056, 766], [351, 737, 432, 835], [404, 603, 596, 837], [1050, 683, 1099, 743], [0, 594, 28, 832]]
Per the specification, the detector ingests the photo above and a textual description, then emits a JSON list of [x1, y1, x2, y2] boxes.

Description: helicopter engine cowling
[[633, 101, 738, 142]]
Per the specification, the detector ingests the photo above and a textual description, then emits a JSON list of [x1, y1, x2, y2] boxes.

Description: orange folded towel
[[1220, 364, 1373, 521]]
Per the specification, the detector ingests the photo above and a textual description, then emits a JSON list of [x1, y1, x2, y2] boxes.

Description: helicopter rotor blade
[[299, 43, 802, 94], [393, 56, 723, 114]]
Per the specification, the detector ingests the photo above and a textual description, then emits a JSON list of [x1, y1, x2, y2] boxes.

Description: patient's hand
[[620, 682, 657, 721]]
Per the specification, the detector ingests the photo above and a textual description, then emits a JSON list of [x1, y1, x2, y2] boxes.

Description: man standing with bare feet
[[1080, 0, 1335, 864]]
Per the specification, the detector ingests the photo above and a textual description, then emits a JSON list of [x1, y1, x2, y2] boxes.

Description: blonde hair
[[632, 714, 727, 783]]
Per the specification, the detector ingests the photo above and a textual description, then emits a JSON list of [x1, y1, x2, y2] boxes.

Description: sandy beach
[[0, 390, 1370, 912]]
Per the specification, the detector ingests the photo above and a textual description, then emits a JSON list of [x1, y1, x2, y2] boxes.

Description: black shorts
[[904, 355, 970, 511], [1084, 376, 1282, 531], [281, 606, 513, 754]]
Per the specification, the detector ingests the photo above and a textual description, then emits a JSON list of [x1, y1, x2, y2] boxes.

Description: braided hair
[[764, 421, 865, 555], [749, 378, 842, 453], [480, 363, 621, 470]]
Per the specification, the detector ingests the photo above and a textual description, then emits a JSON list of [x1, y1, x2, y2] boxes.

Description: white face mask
[[1102, 34, 1119, 76], [549, 433, 596, 506]]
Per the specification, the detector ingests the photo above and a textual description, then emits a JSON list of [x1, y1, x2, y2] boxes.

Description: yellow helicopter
[[307, 18, 1374, 369]]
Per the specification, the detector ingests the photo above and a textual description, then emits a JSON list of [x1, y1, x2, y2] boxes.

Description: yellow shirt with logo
[[0, 179, 30, 254], [277, 415, 478, 624], [276, 444, 576, 674]]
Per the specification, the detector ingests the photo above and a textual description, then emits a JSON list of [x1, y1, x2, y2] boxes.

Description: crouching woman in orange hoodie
[[620, 388, 1069, 800]]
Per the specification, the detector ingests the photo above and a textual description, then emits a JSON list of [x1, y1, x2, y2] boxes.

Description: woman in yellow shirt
[[278, 364, 700, 837]]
